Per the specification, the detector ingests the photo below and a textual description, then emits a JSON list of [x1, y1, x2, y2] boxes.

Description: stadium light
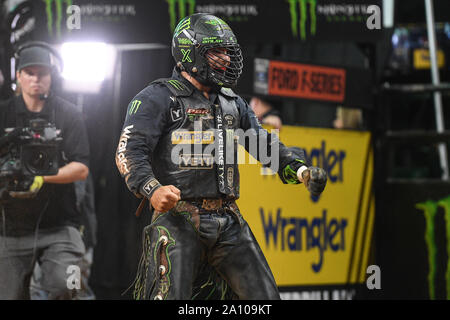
[[60, 42, 116, 93]]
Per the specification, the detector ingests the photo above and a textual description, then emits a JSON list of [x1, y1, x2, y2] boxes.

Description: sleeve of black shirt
[[59, 100, 90, 168], [115, 84, 170, 198], [236, 96, 306, 184]]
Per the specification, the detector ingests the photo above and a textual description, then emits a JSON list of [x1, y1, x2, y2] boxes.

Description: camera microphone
[[39, 94, 48, 101]]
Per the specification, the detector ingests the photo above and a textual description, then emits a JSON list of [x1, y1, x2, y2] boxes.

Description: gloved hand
[[9, 176, 44, 199], [299, 167, 327, 196]]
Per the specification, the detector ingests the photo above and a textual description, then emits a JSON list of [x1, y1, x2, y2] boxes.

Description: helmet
[[171, 13, 243, 88]]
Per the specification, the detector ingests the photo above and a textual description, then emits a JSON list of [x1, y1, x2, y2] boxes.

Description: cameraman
[[0, 43, 90, 299]]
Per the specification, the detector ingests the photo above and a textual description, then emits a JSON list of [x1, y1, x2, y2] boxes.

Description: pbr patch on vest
[[186, 108, 210, 116], [186, 108, 213, 122]]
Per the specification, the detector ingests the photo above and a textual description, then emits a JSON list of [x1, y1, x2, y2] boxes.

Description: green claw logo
[[166, 0, 196, 32], [168, 79, 185, 91], [128, 100, 142, 115], [287, 0, 316, 40], [43, 0, 73, 38], [416, 195, 450, 300]]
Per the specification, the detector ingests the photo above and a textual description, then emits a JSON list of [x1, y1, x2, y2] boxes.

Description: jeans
[[0, 226, 85, 300]]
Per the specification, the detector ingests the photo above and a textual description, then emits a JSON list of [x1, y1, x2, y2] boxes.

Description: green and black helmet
[[171, 13, 243, 88]]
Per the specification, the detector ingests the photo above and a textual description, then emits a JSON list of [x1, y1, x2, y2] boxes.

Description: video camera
[[0, 118, 62, 196]]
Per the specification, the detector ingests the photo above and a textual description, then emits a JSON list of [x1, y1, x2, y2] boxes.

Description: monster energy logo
[[43, 0, 72, 38], [167, 0, 196, 32], [168, 80, 185, 91], [287, 0, 316, 41], [416, 195, 450, 300], [129, 100, 142, 115]]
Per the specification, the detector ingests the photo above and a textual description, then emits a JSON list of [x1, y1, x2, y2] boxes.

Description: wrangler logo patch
[[171, 131, 214, 144]]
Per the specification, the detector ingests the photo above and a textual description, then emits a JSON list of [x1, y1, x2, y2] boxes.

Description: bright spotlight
[[60, 42, 116, 93]]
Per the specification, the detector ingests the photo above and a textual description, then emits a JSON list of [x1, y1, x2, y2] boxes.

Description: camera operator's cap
[[17, 46, 53, 71]]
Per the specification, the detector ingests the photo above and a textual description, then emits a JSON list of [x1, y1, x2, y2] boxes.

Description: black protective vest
[[151, 79, 241, 200]]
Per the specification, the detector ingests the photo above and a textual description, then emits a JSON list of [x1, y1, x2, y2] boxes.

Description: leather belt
[[134, 198, 234, 218], [200, 198, 224, 211], [186, 198, 230, 211]]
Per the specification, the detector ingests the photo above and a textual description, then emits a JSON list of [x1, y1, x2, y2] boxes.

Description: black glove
[[301, 167, 327, 196]]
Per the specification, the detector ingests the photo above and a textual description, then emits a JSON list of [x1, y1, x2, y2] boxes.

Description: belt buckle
[[202, 199, 222, 211]]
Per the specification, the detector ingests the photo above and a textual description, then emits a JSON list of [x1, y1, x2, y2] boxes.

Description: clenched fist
[[299, 167, 327, 196], [150, 185, 181, 212]]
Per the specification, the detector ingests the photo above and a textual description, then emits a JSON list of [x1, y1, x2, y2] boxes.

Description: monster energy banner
[[31, 0, 170, 43], [164, 0, 383, 43], [30, 0, 382, 44], [377, 182, 450, 299]]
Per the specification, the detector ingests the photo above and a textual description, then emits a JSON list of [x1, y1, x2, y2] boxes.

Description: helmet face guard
[[200, 44, 243, 87], [171, 14, 243, 88]]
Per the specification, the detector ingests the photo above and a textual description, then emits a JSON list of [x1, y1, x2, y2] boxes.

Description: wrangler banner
[[236, 126, 374, 288]]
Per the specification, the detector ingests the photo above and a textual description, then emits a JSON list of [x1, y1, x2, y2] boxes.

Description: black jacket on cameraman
[[115, 68, 306, 201], [0, 94, 90, 236]]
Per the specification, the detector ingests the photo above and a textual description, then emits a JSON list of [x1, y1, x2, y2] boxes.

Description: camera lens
[[24, 148, 52, 174], [30, 150, 50, 172], [21, 144, 58, 176]]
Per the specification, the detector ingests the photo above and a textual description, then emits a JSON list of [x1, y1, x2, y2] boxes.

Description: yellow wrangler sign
[[237, 126, 374, 286]]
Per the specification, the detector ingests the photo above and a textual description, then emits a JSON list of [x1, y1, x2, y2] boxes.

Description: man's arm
[[115, 85, 180, 211], [43, 161, 88, 183], [115, 87, 165, 198], [237, 97, 306, 183], [237, 97, 327, 195], [9, 100, 91, 197]]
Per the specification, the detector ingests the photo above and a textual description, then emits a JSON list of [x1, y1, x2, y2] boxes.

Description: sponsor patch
[[186, 108, 210, 115], [224, 114, 235, 126], [171, 131, 215, 144], [227, 167, 234, 187], [128, 100, 142, 115], [170, 106, 183, 122], [142, 178, 160, 196], [179, 154, 214, 169], [116, 125, 133, 175]]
